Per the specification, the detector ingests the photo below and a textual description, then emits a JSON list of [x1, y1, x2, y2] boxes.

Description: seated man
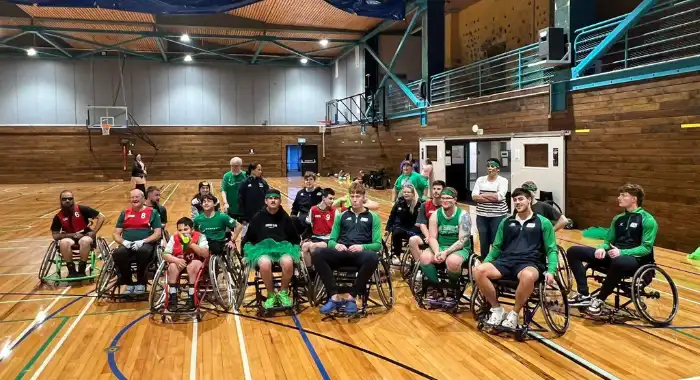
[[50, 190, 106, 278], [566, 183, 657, 314], [521, 181, 569, 231], [145, 186, 168, 230], [191, 181, 220, 219], [473, 188, 557, 329], [301, 188, 336, 272], [242, 189, 301, 310], [385, 183, 423, 265], [161, 217, 210, 311], [194, 194, 241, 257], [408, 180, 446, 264], [112, 189, 163, 295], [418, 187, 471, 305], [291, 172, 323, 237], [313, 182, 381, 315]]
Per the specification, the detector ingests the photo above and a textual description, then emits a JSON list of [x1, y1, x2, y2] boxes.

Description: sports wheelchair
[[149, 251, 236, 322], [95, 243, 163, 301], [471, 257, 570, 341], [583, 253, 679, 326], [309, 240, 394, 321], [39, 237, 111, 285]]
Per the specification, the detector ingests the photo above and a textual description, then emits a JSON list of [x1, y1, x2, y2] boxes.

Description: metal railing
[[325, 89, 385, 126], [573, 0, 700, 76], [428, 43, 554, 106], [385, 79, 423, 116]]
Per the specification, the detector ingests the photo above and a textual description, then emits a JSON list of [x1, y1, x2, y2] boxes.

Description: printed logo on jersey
[[526, 223, 536, 228], [258, 183, 264, 188], [325, 214, 331, 221], [264, 223, 278, 229], [141, 212, 147, 219], [439, 225, 458, 235], [360, 217, 369, 222], [630, 222, 638, 228]]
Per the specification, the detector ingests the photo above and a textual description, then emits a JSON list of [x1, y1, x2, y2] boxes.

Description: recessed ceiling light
[[184, 54, 193, 62], [26, 48, 37, 56], [180, 33, 191, 42], [319, 39, 329, 47], [300, 57, 308, 64]]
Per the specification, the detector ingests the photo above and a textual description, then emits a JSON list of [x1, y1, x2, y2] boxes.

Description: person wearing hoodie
[[238, 163, 270, 225], [291, 171, 323, 237], [242, 189, 301, 310]]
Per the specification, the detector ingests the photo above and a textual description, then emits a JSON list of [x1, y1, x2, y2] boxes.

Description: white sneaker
[[501, 311, 519, 329], [391, 256, 401, 266], [587, 298, 604, 315], [487, 306, 505, 325]]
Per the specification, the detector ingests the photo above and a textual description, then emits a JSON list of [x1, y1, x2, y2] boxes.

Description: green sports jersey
[[394, 171, 428, 197], [194, 211, 237, 242], [437, 207, 463, 247], [221, 170, 247, 214]]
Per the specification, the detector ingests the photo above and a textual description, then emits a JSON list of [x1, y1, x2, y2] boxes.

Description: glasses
[[61, 197, 73, 201]]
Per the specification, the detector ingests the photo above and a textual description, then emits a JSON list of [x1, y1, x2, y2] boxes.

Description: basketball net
[[100, 116, 114, 136]]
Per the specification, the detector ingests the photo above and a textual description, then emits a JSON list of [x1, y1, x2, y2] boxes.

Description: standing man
[[393, 160, 429, 202], [50, 190, 106, 278], [472, 158, 509, 259], [291, 172, 324, 237], [221, 157, 247, 221]]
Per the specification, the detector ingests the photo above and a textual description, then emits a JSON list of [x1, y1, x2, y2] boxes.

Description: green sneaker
[[278, 290, 293, 308], [263, 292, 278, 309]]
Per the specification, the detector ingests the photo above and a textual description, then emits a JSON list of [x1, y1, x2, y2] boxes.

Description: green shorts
[[425, 246, 470, 261]]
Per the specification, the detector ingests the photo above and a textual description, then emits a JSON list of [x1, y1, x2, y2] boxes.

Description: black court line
[[203, 307, 437, 380]]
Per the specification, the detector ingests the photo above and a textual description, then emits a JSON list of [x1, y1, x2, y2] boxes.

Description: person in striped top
[[472, 158, 509, 259]]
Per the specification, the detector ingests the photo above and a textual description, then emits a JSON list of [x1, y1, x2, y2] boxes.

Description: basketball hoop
[[318, 120, 330, 134], [100, 116, 115, 136]]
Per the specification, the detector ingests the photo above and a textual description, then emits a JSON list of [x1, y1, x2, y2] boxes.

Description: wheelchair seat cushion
[[243, 238, 301, 264]]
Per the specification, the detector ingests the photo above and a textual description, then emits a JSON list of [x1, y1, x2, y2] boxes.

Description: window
[[524, 144, 548, 168], [426, 146, 437, 162]]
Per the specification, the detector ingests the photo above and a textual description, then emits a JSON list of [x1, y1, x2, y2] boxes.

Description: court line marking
[[162, 182, 180, 206], [233, 312, 252, 380], [292, 314, 330, 380], [5, 286, 71, 357], [529, 331, 620, 380], [0, 272, 37, 276], [16, 317, 70, 380], [190, 319, 198, 380], [0, 297, 66, 305], [30, 296, 96, 380], [107, 312, 150, 380]]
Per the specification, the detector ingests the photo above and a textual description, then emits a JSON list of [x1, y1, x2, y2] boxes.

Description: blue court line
[[107, 312, 150, 380], [292, 314, 331, 380]]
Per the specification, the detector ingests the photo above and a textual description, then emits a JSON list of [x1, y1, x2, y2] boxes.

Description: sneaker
[[77, 261, 87, 276], [66, 262, 79, 278], [568, 293, 591, 307], [123, 285, 135, 295], [134, 284, 146, 294], [320, 298, 345, 314], [278, 290, 293, 308], [587, 298, 604, 315], [167, 293, 179, 312], [501, 311, 519, 329], [426, 288, 444, 302], [487, 306, 505, 325], [185, 296, 195, 311], [443, 292, 457, 307], [391, 256, 401, 266], [263, 292, 278, 309], [344, 300, 358, 314]]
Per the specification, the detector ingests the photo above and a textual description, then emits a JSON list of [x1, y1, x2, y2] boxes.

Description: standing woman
[[400, 153, 420, 175], [131, 154, 147, 194], [422, 158, 433, 183], [471, 158, 509, 259], [238, 163, 270, 225]]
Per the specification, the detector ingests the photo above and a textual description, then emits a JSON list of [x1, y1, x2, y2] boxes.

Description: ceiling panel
[[17, 5, 155, 23]]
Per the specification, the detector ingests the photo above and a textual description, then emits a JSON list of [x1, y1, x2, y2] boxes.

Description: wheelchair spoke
[[632, 265, 679, 327]]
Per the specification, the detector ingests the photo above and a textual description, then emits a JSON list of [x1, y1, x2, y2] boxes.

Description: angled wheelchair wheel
[[556, 246, 573, 294], [540, 276, 570, 335], [311, 275, 327, 306], [97, 238, 111, 261], [149, 261, 167, 313], [210, 255, 235, 311], [234, 263, 252, 311], [632, 264, 679, 327], [470, 285, 489, 328], [375, 258, 394, 309], [96, 255, 117, 299], [39, 241, 57, 283], [399, 247, 414, 281]]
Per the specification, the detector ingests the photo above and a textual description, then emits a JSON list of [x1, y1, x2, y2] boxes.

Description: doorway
[[286, 145, 302, 176], [300, 144, 319, 175]]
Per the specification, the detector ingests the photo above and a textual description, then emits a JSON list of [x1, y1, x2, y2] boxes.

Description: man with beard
[[50, 190, 106, 278], [145, 186, 168, 230], [472, 188, 557, 329]]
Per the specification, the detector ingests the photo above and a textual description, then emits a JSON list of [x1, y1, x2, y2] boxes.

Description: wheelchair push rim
[[210, 255, 235, 311], [539, 276, 570, 335], [631, 264, 679, 327]]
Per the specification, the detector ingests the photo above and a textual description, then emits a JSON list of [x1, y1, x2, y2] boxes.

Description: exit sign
[[298, 138, 307, 144]]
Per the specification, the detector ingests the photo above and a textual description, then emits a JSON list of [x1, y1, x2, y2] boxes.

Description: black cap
[[198, 181, 211, 189]]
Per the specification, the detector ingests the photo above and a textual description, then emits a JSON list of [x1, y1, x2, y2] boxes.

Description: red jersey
[[56, 205, 89, 233], [310, 205, 336, 237], [121, 206, 154, 230], [172, 232, 204, 261], [425, 200, 440, 220]]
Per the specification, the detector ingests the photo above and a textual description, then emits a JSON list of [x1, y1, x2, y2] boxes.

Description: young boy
[[161, 217, 210, 312], [194, 194, 241, 256]]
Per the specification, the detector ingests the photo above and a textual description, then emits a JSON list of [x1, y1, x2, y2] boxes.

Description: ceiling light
[[184, 54, 193, 62], [180, 33, 191, 42], [300, 57, 308, 64], [319, 39, 329, 47], [26, 48, 36, 56]]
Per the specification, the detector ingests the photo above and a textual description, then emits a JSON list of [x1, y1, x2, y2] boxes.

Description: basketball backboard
[[86, 106, 128, 134]]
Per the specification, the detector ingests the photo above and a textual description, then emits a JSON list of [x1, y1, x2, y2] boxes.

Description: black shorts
[[208, 240, 227, 256], [492, 259, 545, 282], [309, 237, 329, 244]]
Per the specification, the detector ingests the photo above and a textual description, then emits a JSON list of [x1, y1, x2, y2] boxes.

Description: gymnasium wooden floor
[[0, 178, 698, 380]]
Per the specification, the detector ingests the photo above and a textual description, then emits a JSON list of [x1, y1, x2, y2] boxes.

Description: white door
[[510, 136, 566, 214], [419, 139, 446, 183]]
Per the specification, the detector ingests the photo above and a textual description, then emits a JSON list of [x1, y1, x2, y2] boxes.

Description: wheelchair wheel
[[470, 285, 489, 328], [210, 255, 235, 311], [374, 258, 394, 309], [234, 263, 252, 310], [632, 264, 679, 327], [310, 276, 326, 306], [556, 246, 573, 294], [149, 261, 167, 313], [540, 276, 569, 335], [38, 241, 57, 283], [97, 238, 111, 260], [96, 255, 117, 298]]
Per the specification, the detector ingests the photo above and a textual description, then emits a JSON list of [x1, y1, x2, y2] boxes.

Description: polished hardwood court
[[0, 178, 698, 380]]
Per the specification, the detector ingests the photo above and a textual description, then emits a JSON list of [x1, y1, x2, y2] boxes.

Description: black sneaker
[[167, 292, 179, 312], [77, 261, 87, 277], [185, 296, 195, 311], [65, 262, 80, 278], [568, 293, 591, 307]]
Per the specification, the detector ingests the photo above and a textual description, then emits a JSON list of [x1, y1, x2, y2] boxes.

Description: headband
[[441, 189, 456, 197], [522, 182, 537, 192], [265, 189, 281, 199], [487, 160, 500, 168]]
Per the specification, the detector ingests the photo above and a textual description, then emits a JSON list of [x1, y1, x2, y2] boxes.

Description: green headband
[[487, 160, 500, 168], [522, 183, 537, 192], [265, 193, 281, 199], [441, 189, 456, 197]]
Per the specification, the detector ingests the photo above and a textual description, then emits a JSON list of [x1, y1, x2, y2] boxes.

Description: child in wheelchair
[[161, 217, 210, 312]]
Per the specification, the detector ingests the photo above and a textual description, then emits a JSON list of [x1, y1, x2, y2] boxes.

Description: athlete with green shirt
[[473, 188, 557, 329], [194, 194, 242, 257], [393, 160, 428, 202], [418, 187, 472, 305], [221, 157, 247, 220], [566, 183, 658, 315]]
